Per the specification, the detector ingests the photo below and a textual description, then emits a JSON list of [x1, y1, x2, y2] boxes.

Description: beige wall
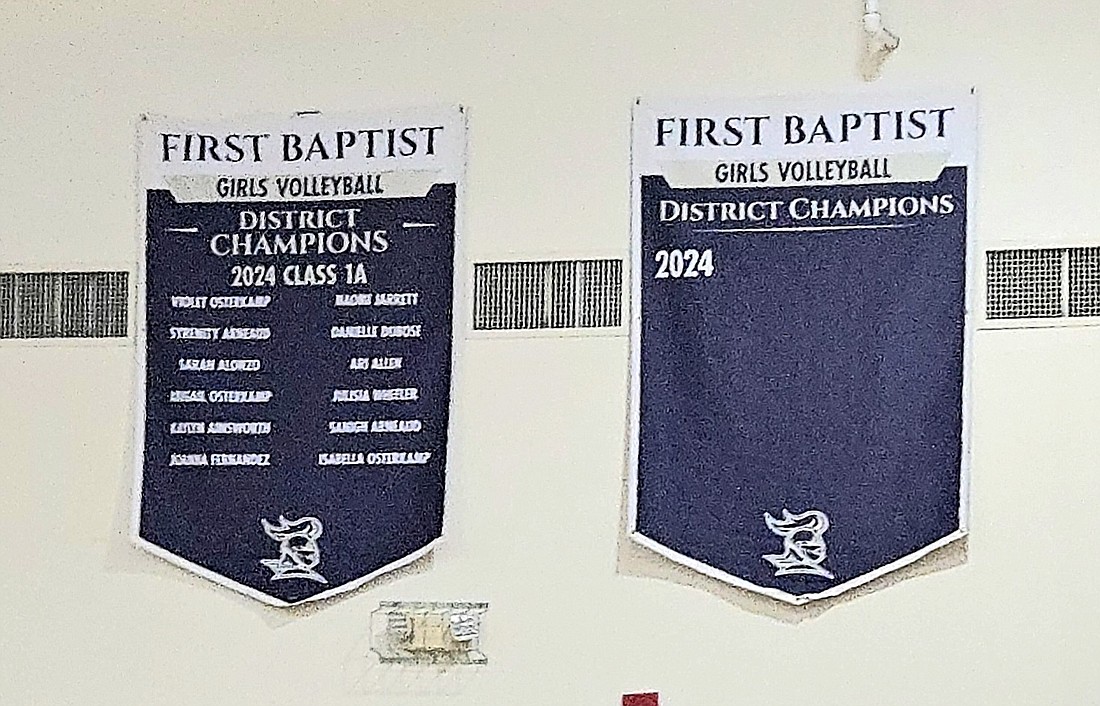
[[2, 1, 1098, 704]]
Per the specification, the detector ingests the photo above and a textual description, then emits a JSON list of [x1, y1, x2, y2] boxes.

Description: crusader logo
[[260, 515, 328, 584], [762, 509, 835, 580]]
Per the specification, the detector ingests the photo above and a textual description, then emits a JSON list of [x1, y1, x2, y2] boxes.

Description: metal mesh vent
[[985, 249, 1063, 320], [473, 259, 622, 331], [0, 271, 129, 339], [1068, 247, 1100, 317]]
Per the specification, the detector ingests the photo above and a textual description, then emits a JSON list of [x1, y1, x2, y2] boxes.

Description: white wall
[[1, 1, 1098, 704]]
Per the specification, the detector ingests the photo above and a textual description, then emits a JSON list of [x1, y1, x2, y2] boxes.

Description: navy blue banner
[[137, 185, 454, 605], [633, 168, 968, 603]]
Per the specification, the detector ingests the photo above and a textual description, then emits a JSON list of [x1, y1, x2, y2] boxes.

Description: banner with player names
[[629, 90, 976, 604], [132, 108, 464, 606]]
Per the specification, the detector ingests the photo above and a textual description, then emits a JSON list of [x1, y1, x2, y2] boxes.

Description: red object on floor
[[623, 694, 659, 706]]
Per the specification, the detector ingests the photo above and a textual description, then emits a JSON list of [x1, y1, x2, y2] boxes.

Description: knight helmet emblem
[[762, 508, 835, 580], [260, 515, 328, 584]]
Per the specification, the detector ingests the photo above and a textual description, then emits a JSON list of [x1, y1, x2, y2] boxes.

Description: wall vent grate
[[1067, 247, 1100, 318], [472, 259, 623, 331], [0, 271, 129, 339], [985, 249, 1064, 320]]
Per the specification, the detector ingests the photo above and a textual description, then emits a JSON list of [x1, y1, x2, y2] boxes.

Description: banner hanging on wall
[[132, 108, 464, 606], [629, 90, 976, 604]]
